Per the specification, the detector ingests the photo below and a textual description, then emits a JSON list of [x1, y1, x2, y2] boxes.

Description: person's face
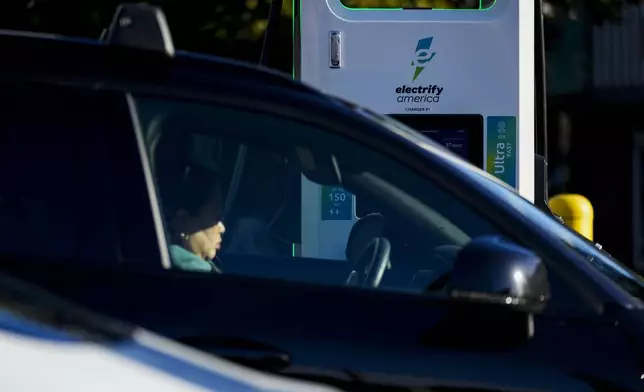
[[185, 219, 226, 261], [174, 187, 226, 261]]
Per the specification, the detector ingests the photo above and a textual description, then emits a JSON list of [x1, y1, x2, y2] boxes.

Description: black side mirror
[[447, 236, 550, 313], [422, 237, 549, 350]]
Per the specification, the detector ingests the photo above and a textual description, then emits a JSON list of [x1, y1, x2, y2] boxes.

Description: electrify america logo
[[411, 37, 436, 82], [395, 37, 444, 110]]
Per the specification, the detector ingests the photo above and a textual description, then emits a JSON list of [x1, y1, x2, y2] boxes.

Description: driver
[[151, 117, 226, 273], [162, 167, 226, 273]]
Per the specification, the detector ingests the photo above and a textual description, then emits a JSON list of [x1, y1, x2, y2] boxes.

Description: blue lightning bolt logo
[[411, 37, 437, 82]]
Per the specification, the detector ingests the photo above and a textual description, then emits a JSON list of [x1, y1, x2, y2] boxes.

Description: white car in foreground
[[0, 274, 340, 392]]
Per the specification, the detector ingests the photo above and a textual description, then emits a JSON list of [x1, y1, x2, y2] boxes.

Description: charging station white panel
[[295, 0, 534, 260]]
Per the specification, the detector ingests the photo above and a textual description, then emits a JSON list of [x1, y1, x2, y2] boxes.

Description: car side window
[[0, 82, 137, 266], [132, 94, 524, 293]]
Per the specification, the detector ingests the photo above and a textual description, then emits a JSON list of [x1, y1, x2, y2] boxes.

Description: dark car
[[0, 6, 644, 391]]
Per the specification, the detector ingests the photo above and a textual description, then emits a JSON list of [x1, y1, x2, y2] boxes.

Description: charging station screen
[[420, 129, 469, 159], [387, 114, 484, 168], [339, 0, 496, 10]]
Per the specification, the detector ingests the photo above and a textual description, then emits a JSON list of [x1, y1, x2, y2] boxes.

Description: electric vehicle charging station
[[294, 0, 536, 260]]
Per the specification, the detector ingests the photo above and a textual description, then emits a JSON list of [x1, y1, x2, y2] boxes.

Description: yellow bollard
[[548, 194, 594, 241]]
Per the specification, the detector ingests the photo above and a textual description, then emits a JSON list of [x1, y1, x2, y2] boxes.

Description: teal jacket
[[169, 245, 220, 273]]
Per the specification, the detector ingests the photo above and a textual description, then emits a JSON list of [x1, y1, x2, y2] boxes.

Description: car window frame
[[116, 82, 610, 318]]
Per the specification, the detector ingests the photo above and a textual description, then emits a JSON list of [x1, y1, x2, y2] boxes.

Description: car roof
[[0, 29, 319, 96]]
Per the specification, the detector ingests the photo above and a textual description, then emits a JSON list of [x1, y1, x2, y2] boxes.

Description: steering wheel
[[347, 237, 391, 288]]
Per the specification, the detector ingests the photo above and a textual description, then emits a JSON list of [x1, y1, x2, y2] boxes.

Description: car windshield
[[355, 106, 644, 300]]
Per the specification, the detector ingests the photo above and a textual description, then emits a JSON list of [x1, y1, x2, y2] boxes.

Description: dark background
[[0, 0, 635, 74]]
